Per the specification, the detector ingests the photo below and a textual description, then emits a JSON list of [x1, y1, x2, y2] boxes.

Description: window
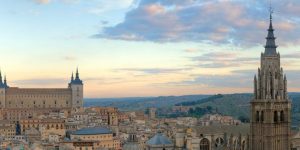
[[261, 111, 264, 122], [274, 111, 278, 123], [200, 138, 210, 150], [215, 137, 224, 147], [280, 111, 284, 122], [256, 111, 259, 122], [242, 141, 246, 150]]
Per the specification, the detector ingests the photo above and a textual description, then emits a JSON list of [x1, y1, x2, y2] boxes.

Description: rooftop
[[146, 133, 173, 146], [73, 127, 112, 135]]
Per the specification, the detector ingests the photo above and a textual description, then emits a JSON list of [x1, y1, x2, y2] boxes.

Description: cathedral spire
[[264, 6, 277, 56]]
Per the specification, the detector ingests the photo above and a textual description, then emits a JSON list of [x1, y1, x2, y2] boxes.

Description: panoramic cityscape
[[1, 0, 300, 150]]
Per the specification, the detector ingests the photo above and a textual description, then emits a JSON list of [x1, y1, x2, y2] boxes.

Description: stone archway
[[200, 138, 210, 150]]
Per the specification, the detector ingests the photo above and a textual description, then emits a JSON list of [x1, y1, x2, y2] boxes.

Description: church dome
[[146, 133, 173, 146]]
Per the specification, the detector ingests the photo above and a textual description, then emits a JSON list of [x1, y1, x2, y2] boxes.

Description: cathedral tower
[[250, 10, 291, 150]]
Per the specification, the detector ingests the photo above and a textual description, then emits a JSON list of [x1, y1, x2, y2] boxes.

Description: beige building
[[68, 127, 121, 149], [0, 125, 16, 140], [89, 107, 119, 126], [250, 12, 291, 150], [148, 108, 156, 119], [20, 118, 65, 135], [0, 69, 83, 121]]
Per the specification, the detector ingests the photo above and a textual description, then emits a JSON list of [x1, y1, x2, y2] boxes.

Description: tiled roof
[[73, 127, 112, 135]]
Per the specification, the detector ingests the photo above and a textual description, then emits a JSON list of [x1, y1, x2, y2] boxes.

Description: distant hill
[[84, 95, 210, 111], [175, 93, 252, 119], [84, 93, 300, 126], [175, 93, 300, 127]]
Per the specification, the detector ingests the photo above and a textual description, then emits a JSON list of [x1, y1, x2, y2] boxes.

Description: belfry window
[[261, 111, 264, 122], [280, 111, 284, 122], [274, 111, 278, 123], [256, 111, 260, 122]]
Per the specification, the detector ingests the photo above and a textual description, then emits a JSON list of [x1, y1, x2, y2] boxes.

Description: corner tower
[[69, 68, 83, 109], [250, 10, 291, 150]]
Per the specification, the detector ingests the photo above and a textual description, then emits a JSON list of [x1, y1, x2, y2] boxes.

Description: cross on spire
[[269, 1, 274, 21]]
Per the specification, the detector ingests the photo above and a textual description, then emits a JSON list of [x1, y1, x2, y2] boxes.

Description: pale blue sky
[[1, 0, 300, 97]]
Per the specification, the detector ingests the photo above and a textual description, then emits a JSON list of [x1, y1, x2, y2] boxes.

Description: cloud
[[11, 78, 68, 85], [184, 48, 198, 53], [34, 0, 51, 4], [282, 52, 300, 59], [190, 52, 258, 68], [166, 71, 253, 89], [115, 67, 191, 74], [64, 56, 76, 61], [32, 0, 81, 5], [95, 0, 300, 46]]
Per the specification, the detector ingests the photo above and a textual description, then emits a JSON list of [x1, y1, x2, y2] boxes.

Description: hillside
[[175, 93, 252, 119], [175, 93, 300, 127], [84, 95, 209, 111], [84, 93, 300, 126]]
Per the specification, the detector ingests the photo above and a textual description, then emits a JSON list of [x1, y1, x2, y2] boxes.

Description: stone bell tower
[[250, 9, 291, 150]]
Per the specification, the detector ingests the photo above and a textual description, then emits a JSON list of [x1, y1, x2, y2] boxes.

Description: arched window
[[200, 138, 210, 150], [256, 111, 260, 122], [242, 141, 246, 150], [215, 137, 224, 147], [280, 111, 284, 122], [261, 111, 264, 122], [274, 111, 278, 123], [234, 139, 240, 150]]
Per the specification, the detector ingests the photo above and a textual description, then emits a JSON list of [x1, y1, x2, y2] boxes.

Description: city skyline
[[1, 0, 300, 97]]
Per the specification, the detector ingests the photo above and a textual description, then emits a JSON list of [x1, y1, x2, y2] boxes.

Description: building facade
[[250, 12, 291, 150], [69, 127, 121, 150], [175, 124, 249, 150], [0, 69, 83, 121]]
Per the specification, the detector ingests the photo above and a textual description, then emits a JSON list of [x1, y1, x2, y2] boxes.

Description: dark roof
[[193, 124, 250, 135], [146, 133, 173, 146], [264, 12, 277, 56], [73, 127, 112, 135], [71, 78, 83, 85]]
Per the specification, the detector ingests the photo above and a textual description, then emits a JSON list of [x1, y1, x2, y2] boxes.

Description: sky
[[1, 0, 300, 98]]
